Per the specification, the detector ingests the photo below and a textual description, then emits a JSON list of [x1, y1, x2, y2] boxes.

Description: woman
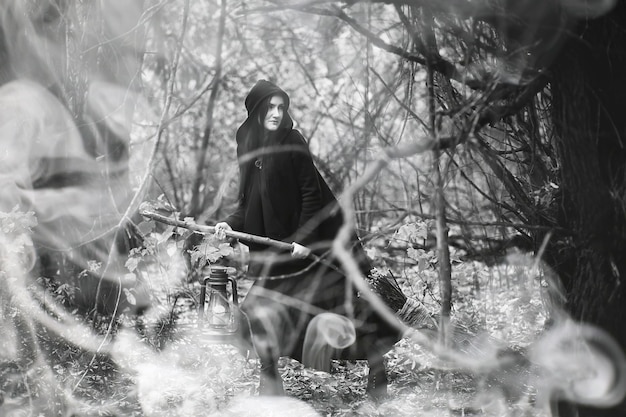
[[215, 80, 401, 397]]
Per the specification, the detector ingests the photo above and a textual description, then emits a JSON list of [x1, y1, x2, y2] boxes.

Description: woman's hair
[[256, 98, 270, 129], [240, 99, 268, 168]]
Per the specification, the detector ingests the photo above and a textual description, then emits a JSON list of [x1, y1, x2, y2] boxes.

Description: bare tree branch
[[188, 0, 228, 216]]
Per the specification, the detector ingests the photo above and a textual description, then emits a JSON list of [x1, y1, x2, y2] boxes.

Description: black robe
[[225, 128, 400, 363]]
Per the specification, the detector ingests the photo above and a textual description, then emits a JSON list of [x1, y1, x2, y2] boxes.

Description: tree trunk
[[549, 3, 626, 415]]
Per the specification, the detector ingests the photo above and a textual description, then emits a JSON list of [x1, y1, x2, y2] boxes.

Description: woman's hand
[[291, 242, 311, 259], [214, 222, 232, 240]]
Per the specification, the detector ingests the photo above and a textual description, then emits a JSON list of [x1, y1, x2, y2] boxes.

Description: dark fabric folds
[[223, 80, 402, 366]]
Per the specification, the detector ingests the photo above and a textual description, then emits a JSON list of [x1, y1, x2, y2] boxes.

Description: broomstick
[[138, 202, 295, 252], [138, 201, 439, 331]]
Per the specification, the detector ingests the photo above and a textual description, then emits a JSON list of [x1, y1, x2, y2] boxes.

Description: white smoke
[[302, 312, 357, 372], [530, 320, 626, 408], [1, 1, 624, 416], [561, 0, 617, 18]]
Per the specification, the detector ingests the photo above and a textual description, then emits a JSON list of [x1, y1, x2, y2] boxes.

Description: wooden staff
[[138, 205, 296, 252]]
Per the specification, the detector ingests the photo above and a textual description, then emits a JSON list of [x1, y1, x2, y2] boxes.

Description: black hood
[[236, 80, 293, 148], [244, 79, 290, 116]]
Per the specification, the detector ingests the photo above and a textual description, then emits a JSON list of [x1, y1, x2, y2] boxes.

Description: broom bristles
[[367, 271, 407, 312], [367, 271, 481, 352], [368, 270, 438, 330]]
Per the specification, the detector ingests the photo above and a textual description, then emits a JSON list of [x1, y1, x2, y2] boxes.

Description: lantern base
[[197, 327, 240, 346]]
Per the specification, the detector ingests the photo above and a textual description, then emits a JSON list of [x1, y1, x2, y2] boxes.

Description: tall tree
[[548, 0, 626, 363]]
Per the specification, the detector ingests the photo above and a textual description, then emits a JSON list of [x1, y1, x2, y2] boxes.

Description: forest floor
[[50, 250, 555, 417]]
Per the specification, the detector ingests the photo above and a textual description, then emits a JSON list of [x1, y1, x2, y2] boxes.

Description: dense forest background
[[2, 0, 626, 416]]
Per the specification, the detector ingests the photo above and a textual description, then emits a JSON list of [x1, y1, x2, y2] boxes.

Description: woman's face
[[263, 95, 285, 131]]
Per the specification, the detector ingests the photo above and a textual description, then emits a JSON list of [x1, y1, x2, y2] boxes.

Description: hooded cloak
[[225, 80, 401, 364]]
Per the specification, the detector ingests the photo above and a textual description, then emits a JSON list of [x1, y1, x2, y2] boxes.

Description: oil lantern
[[199, 266, 239, 337]]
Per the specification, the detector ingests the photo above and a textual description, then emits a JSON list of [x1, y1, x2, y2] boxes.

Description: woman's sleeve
[[219, 159, 245, 231], [223, 195, 245, 231], [291, 135, 323, 245]]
